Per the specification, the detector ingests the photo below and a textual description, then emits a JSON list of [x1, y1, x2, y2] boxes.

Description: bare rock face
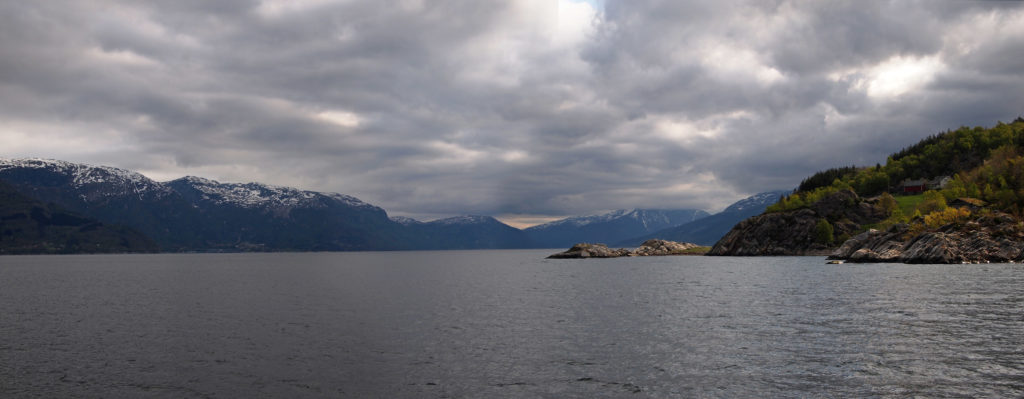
[[632, 239, 702, 256], [547, 239, 703, 259], [829, 213, 1024, 263], [707, 190, 883, 256], [547, 243, 631, 259], [707, 208, 829, 256]]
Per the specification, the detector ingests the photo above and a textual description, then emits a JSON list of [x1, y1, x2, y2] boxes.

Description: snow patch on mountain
[[172, 176, 374, 210], [528, 209, 631, 229], [527, 209, 707, 231], [722, 190, 789, 213], [428, 215, 500, 225], [0, 158, 376, 210], [390, 216, 423, 225], [0, 158, 171, 198]]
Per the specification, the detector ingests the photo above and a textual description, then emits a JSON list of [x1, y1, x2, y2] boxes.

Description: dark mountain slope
[[402, 215, 535, 249], [0, 180, 157, 254]]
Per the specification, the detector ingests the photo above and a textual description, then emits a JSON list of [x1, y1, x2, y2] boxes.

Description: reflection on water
[[1, 251, 1023, 397]]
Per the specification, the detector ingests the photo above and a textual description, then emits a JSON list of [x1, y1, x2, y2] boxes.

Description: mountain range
[[524, 209, 710, 248], [0, 159, 416, 251], [614, 191, 789, 247], [0, 158, 783, 253]]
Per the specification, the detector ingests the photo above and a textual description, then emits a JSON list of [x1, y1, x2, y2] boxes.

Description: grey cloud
[[1, 0, 1023, 223], [764, 2, 945, 75]]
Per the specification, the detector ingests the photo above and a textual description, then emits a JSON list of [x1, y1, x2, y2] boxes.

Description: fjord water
[[2, 252, 1023, 398]]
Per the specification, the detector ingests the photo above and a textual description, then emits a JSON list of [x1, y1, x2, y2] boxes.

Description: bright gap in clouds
[[556, 0, 600, 47], [866, 55, 945, 99], [256, 0, 348, 17], [568, 0, 603, 10], [317, 110, 362, 128]]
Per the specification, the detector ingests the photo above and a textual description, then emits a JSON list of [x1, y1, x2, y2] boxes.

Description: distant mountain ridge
[[615, 191, 789, 247], [0, 158, 531, 252], [0, 157, 760, 253], [721, 191, 786, 214], [168, 175, 375, 210], [524, 208, 709, 248], [406, 215, 534, 249]]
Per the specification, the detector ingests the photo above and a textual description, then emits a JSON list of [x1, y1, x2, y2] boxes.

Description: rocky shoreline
[[828, 212, 1024, 263], [547, 239, 707, 259], [704, 187, 1024, 264]]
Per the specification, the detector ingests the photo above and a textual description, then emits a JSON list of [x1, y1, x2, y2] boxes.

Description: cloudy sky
[[2, 1, 1023, 227]]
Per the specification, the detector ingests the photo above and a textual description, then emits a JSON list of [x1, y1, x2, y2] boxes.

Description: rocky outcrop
[[633, 239, 704, 256], [708, 189, 885, 256], [547, 239, 704, 259], [830, 213, 1024, 263], [706, 208, 832, 256], [547, 243, 630, 259]]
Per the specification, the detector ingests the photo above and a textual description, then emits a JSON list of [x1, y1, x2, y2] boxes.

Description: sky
[[2, 1, 1023, 228]]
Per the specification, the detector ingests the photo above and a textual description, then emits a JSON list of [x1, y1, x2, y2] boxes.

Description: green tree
[[917, 190, 947, 214], [889, 206, 906, 224], [943, 174, 968, 200], [878, 192, 897, 216], [813, 218, 834, 245]]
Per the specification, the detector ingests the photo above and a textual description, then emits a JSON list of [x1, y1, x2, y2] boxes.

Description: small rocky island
[[547, 239, 709, 259]]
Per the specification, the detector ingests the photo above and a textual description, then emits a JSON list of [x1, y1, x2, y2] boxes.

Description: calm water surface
[[1, 251, 1023, 398]]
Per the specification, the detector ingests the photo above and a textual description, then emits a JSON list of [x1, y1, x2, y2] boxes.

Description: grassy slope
[[895, 194, 925, 216]]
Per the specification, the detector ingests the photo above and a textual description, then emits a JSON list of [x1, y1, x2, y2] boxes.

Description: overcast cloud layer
[[2, 1, 1023, 226]]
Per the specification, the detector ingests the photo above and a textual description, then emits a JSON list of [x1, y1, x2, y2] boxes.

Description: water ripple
[[1, 252, 1023, 397]]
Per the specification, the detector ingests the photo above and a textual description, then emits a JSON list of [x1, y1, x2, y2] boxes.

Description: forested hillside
[[772, 117, 1024, 217], [712, 117, 1024, 263]]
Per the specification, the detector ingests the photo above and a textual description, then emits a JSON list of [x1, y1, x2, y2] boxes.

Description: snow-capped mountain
[[532, 209, 708, 229], [427, 215, 500, 225], [0, 157, 544, 251], [0, 159, 381, 212], [0, 158, 404, 251], [0, 158, 786, 252], [722, 190, 790, 214], [389, 216, 424, 225], [0, 158, 173, 200], [524, 208, 710, 248], [168, 175, 378, 212], [617, 191, 789, 246]]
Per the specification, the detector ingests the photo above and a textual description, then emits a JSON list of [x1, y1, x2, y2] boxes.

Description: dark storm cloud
[[1, 0, 1023, 223]]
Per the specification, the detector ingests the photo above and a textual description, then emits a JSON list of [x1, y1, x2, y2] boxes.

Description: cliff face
[[707, 190, 885, 256], [706, 209, 831, 255], [830, 213, 1024, 263]]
